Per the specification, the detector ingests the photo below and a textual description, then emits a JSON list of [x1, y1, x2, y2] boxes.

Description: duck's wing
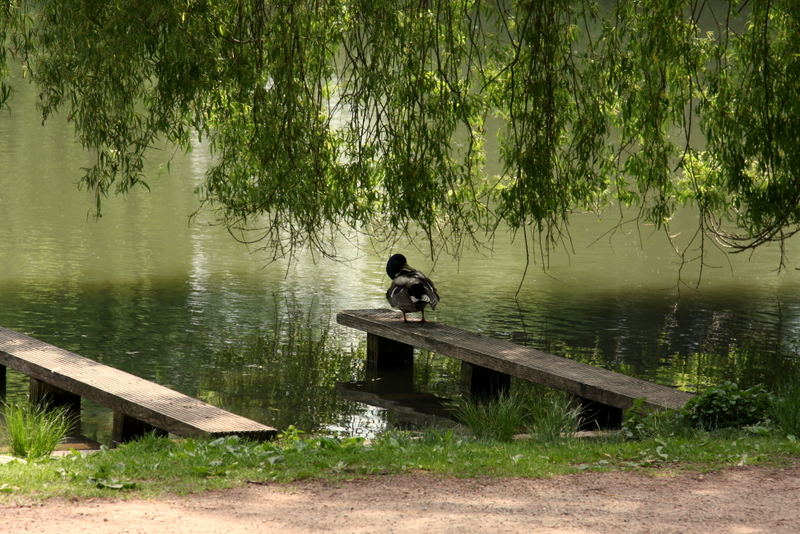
[[386, 281, 417, 312], [387, 271, 439, 311], [413, 273, 438, 310]]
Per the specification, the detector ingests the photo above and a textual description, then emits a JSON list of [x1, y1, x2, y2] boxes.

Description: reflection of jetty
[[0, 327, 276, 444], [337, 309, 695, 427], [335, 381, 456, 427]]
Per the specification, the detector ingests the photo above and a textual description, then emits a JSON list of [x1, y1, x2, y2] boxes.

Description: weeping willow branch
[[2, 0, 799, 269]]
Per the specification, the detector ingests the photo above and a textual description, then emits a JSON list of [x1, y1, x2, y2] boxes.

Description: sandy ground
[[2, 462, 799, 533]]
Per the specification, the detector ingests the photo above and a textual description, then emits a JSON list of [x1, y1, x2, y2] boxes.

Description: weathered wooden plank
[[0, 327, 276, 441], [337, 309, 694, 411]]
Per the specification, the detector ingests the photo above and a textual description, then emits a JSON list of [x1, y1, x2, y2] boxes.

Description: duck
[[385, 253, 440, 322]]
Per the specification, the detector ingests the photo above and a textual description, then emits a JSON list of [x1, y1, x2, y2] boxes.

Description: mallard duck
[[385, 254, 440, 322]]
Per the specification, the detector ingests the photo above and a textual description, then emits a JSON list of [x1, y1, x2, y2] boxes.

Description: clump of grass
[[1, 400, 74, 460], [526, 389, 584, 442], [453, 389, 528, 442], [771, 379, 800, 437], [453, 385, 584, 442]]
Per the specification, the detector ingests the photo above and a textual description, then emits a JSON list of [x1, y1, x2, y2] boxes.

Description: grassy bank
[[1, 426, 799, 503], [2, 379, 799, 502]]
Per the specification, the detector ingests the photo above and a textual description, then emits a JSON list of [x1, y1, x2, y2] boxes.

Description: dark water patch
[[437, 282, 800, 392]]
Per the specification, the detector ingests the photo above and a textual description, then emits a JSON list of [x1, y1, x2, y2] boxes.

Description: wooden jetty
[[0, 326, 276, 444], [337, 309, 694, 425]]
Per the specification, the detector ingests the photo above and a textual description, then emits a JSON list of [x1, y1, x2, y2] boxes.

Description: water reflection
[[439, 276, 800, 389], [1, 69, 799, 444]]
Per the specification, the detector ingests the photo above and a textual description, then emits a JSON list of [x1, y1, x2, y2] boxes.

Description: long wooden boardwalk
[[0, 326, 276, 444], [337, 309, 694, 415]]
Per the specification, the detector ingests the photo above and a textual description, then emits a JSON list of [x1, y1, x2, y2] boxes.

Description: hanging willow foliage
[[2, 0, 799, 265]]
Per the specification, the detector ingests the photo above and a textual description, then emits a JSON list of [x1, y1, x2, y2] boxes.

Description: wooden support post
[[366, 333, 415, 391], [0, 364, 6, 404], [112, 412, 168, 447], [460, 361, 511, 400], [29, 377, 82, 434], [574, 396, 623, 430], [367, 332, 414, 367]]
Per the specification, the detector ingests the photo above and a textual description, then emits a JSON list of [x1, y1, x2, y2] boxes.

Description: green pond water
[[2, 70, 799, 444]]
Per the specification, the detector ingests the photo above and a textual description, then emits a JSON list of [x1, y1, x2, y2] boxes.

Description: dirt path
[[3, 463, 799, 533]]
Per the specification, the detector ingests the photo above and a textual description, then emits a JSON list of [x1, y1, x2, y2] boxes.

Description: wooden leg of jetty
[[366, 333, 414, 391], [29, 377, 83, 434], [112, 412, 168, 446], [459, 361, 511, 400]]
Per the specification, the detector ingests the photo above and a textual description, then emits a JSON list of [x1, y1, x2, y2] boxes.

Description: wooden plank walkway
[[0, 326, 276, 443], [337, 309, 694, 413]]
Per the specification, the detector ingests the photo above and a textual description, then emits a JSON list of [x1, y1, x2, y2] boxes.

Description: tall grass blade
[[453, 389, 528, 442], [526, 390, 584, 442], [771, 380, 800, 437], [1, 399, 74, 460]]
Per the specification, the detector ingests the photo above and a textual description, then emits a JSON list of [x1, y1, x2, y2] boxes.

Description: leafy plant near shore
[[621, 380, 797, 441], [683, 382, 773, 431], [0, 399, 74, 460]]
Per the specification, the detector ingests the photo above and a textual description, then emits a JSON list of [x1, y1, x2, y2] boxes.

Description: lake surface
[[2, 70, 799, 444]]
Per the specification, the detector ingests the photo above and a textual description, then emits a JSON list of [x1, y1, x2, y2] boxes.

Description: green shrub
[[1, 400, 74, 460], [683, 382, 772, 431], [620, 398, 690, 440]]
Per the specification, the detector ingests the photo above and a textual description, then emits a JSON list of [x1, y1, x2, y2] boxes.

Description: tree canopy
[[2, 0, 799, 270]]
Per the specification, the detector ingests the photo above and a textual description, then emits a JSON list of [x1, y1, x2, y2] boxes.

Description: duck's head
[[386, 254, 409, 279]]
